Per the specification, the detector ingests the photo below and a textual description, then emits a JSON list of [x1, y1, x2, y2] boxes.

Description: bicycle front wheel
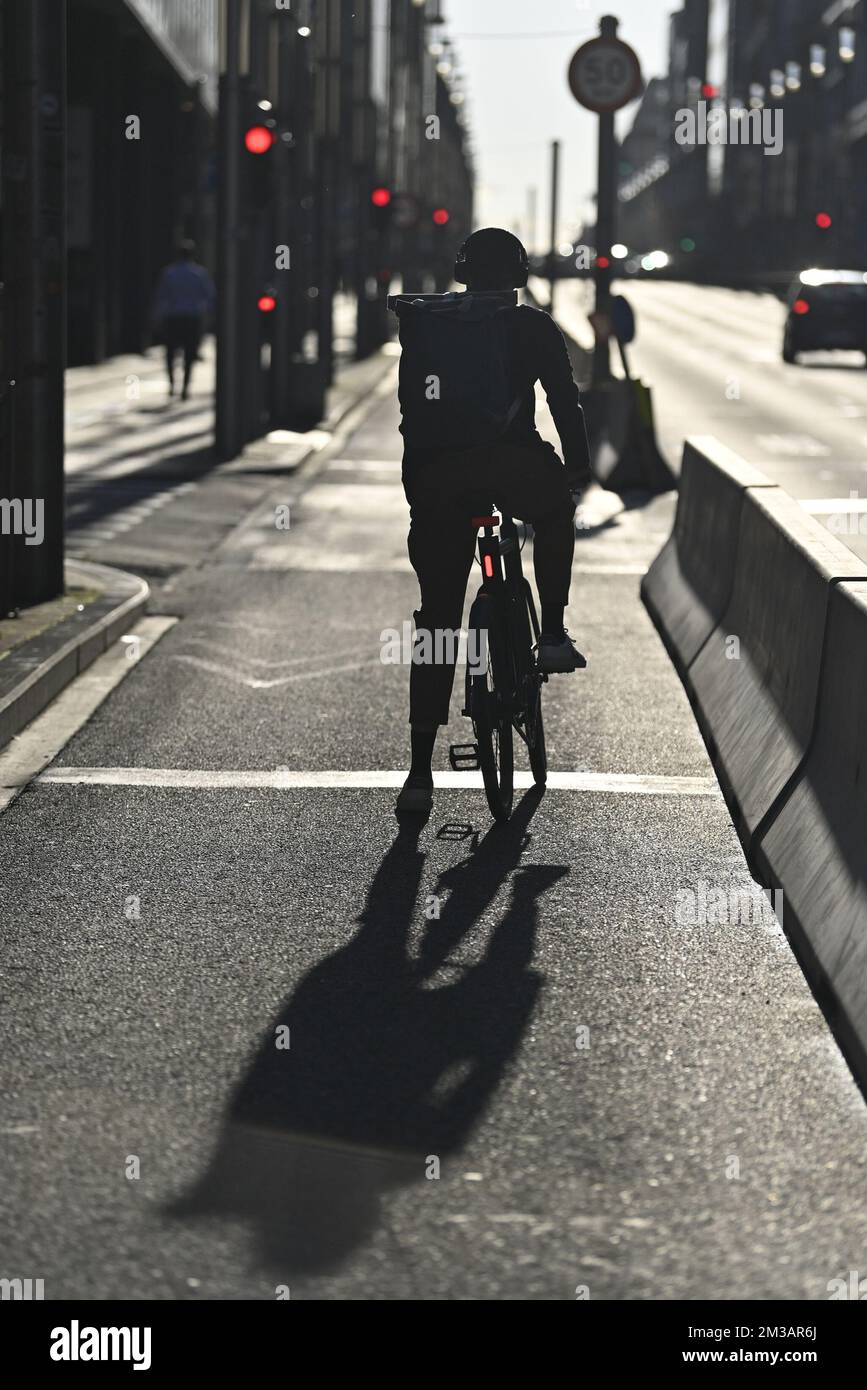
[[520, 581, 547, 787], [527, 679, 547, 786]]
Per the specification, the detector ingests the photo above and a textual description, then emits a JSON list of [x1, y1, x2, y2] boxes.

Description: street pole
[[526, 185, 538, 256], [547, 139, 560, 314], [216, 0, 242, 460], [270, 15, 295, 427], [592, 15, 619, 385], [2, 0, 66, 607]]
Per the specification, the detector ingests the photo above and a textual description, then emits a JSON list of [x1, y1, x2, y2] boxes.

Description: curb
[[209, 351, 398, 563], [0, 559, 149, 753], [0, 346, 394, 750], [642, 436, 867, 1087]]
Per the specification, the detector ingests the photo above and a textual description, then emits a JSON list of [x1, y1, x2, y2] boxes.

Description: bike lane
[[1, 379, 866, 1300]]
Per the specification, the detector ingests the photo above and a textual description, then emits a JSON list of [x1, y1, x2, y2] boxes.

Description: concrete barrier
[[640, 436, 775, 676], [688, 486, 867, 848], [644, 436, 867, 1082], [754, 580, 867, 1080]]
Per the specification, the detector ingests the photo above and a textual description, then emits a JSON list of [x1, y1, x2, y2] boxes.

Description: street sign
[[568, 36, 642, 113], [610, 294, 636, 345]]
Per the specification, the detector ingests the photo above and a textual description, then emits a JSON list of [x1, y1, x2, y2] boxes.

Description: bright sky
[[444, 0, 672, 246]]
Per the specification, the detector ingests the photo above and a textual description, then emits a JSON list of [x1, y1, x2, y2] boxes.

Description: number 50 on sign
[[568, 36, 643, 113]]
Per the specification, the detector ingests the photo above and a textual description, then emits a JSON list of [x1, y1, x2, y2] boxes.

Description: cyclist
[[396, 227, 593, 814]]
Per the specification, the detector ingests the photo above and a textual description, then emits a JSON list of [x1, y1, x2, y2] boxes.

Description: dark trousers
[[164, 315, 202, 393], [403, 439, 575, 729]]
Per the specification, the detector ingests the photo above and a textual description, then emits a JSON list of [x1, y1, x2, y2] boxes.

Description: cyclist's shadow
[[167, 789, 568, 1275]]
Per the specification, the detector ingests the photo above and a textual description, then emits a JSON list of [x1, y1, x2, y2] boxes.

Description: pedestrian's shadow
[[166, 788, 568, 1275]]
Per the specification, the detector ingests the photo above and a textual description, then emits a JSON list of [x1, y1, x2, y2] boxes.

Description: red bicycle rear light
[[793, 298, 810, 315], [483, 554, 495, 579]]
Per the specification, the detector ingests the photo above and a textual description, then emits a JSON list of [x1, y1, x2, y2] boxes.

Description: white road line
[[801, 497, 867, 513], [0, 618, 177, 815], [326, 464, 405, 475], [573, 564, 648, 575], [36, 767, 721, 796], [169, 653, 383, 687]]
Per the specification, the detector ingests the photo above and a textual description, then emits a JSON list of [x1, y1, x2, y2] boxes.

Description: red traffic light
[[432, 208, 450, 226], [245, 125, 274, 154], [258, 294, 277, 313], [816, 212, 832, 229], [371, 187, 392, 208]]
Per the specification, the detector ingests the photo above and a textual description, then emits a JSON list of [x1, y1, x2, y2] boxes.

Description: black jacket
[[402, 302, 592, 485]]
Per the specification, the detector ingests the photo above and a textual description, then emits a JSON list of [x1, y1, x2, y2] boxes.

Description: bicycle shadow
[[166, 788, 568, 1276]]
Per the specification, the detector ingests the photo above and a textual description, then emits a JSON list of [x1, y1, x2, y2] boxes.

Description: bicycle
[[449, 512, 548, 823]]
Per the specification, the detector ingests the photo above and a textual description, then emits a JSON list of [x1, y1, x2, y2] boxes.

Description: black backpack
[[391, 291, 523, 450]]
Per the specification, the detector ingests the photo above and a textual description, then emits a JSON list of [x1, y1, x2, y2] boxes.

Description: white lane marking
[[176, 637, 374, 669], [0, 618, 177, 815], [801, 497, 867, 513], [573, 563, 648, 575], [169, 653, 383, 687], [326, 464, 405, 475], [755, 434, 830, 457], [243, 550, 413, 572], [36, 767, 721, 796]]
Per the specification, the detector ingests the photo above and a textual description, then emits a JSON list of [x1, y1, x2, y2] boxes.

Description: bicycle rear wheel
[[467, 594, 514, 821]]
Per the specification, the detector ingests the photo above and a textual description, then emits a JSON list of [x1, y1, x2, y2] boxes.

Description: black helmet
[[455, 227, 529, 289]]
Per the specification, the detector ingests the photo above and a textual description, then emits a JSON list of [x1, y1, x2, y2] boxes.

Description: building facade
[[617, 0, 867, 281]]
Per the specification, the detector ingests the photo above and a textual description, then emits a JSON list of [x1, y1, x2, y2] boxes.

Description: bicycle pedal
[[449, 743, 480, 771]]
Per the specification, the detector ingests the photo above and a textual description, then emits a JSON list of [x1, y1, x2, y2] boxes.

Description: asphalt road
[[554, 277, 867, 563], [2, 353, 867, 1300]]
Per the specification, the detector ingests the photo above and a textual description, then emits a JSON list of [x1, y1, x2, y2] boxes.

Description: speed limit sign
[[568, 36, 642, 113]]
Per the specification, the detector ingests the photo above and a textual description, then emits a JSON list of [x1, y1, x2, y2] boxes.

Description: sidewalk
[[0, 338, 395, 756], [1, 370, 866, 1300]]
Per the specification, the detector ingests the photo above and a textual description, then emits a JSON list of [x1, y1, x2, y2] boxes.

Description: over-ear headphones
[[454, 228, 530, 289]]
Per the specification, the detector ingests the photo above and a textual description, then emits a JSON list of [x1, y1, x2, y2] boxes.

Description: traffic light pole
[[591, 17, 618, 386], [216, 0, 243, 460], [270, 16, 295, 428]]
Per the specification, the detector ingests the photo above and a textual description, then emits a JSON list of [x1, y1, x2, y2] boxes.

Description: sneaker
[[538, 630, 587, 674], [396, 774, 433, 815]]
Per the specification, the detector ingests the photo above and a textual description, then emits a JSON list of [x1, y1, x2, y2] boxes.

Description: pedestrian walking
[[152, 239, 216, 400]]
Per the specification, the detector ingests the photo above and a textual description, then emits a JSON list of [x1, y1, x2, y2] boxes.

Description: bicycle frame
[[451, 510, 548, 814]]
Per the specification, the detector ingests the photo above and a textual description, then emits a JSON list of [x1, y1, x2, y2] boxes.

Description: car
[[783, 268, 867, 363]]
